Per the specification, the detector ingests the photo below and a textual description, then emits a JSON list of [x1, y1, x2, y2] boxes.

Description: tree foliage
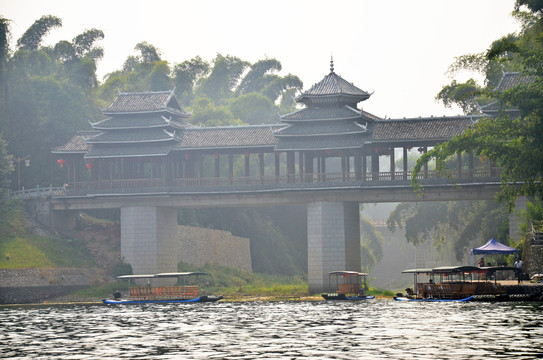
[[387, 201, 509, 261], [16, 15, 62, 51], [415, 3, 543, 209]]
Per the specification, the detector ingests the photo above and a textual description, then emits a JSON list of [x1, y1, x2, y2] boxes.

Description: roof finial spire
[[330, 55, 334, 73]]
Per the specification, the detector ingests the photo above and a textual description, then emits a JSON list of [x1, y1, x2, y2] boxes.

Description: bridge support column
[[509, 196, 530, 243], [121, 207, 178, 276], [307, 201, 361, 293]]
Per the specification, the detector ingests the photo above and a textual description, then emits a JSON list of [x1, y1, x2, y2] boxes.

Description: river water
[[1, 299, 543, 359]]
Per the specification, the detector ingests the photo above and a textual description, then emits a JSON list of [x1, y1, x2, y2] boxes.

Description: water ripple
[[1, 300, 542, 359]]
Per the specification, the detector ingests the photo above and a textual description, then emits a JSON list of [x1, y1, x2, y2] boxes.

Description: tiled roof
[[299, 72, 370, 101], [52, 131, 98, 153], [85, 142, 175, 159], [87, 128, 176, 144], [174, 125, 281, 150], [480, 101, 499, 112], [274, 134, 365, 151], [494, 72, 536, 92], [102, 90, 190, 117], [274, 121, 367, 137], [370, 116, 479, 142], [281, 105, 373, 122]]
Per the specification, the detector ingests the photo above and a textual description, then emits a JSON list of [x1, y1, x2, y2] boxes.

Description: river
[[1, 300, 542, 359]]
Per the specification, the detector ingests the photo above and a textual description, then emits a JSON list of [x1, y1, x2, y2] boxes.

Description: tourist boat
[[102, 272, 223, 304], [393, 265, 525, 302], [321, 271, 375, 300]]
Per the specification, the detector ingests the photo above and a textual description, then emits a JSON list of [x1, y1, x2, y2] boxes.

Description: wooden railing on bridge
[[11, 167, 502, 199], [9, 185, 66, 199]]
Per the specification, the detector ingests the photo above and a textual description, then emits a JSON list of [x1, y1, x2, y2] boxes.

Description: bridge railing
[[9, 185, 66, 199], [13, 167, 502, 199]]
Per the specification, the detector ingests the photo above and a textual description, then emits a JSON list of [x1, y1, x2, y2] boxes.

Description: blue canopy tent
[[470, 238, 518, 255]]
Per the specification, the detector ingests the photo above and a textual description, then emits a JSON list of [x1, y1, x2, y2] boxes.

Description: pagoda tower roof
[[102, 89, 190, 117], [296, 59, 371, 106]]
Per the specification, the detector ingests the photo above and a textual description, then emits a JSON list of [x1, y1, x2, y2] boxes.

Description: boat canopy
[[117, 272, 208, 280], [329, 271, 368, 277], [432, 266, 482, 274], [401, 268, 433, 274], [402, 266, 487, 275]]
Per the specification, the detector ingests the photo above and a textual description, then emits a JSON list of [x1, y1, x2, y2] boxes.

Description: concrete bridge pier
[[120, 207, 178, 279], [307, 201, 361, 293]]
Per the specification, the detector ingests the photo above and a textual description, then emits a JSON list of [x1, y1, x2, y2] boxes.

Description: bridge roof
[[84, 142, 175, 159], [274, 134, 365, 151], [87, 128, 176, 144], [494, 72, 536, 92], [274, 121, 368, 137], [52, 131, 97, 153], [173, 125, 281, 151], [370, 116, 479, 143]]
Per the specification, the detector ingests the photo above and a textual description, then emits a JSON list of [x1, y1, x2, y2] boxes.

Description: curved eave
[[274, 130, 368, 138], [84, 153, 169, 159], [297, 93, 370, 104], [101, 109, 189, 117], [173, 144, 276, 152], [281, 115, 363, 123], [274, 145, 362, 151], [91, 123, 170, 130], [51, 150, 88, 154], [87, 138, 176, 144]]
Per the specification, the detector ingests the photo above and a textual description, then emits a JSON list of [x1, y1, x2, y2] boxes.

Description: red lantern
[[57, 159, 65, 168], [86, 163, 92, 170]]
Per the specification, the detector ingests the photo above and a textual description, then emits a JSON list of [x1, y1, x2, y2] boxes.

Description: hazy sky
[[2, 0, 520, 119]]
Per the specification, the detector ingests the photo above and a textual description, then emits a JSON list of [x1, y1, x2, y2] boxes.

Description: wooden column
[[228, 154, 234, 185], [215, 154, 220, 178], [287, 151, 295, 183], [371, 153, 379, 181], [354, 151, 362, 181], [244, 153, 250, 179], [457, 152, 462, 178], [259, 152, 265, 184], [390, 147, 395, 180], [403, 147, 408, 180], [274, 152, 280, 183]]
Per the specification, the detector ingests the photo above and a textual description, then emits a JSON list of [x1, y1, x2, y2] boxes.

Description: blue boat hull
[[103, 295, 223, 304], [393, 296, 474, 302], [322, 294, 375, 301]]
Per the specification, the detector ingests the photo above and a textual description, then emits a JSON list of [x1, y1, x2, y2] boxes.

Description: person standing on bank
[[515, 258, 524, 284]]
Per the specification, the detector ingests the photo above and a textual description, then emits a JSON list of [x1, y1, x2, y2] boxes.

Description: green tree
[[387, 201, 509, 261], [173, 56, 210, 105], [197, 54, 248, 104], [16, 15, 61, 51], [414, 2, 543, 208], [229, 92, 279, 125]]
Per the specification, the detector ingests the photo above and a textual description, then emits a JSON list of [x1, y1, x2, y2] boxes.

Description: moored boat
[[321, 271, 374, 301], [102, 272, 223, 304], [394, 265, 528, 302]]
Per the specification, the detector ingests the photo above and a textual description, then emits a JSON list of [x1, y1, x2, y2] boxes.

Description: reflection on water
[[1, 300, 543, 359]]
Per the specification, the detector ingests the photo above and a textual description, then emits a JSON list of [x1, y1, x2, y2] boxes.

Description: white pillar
[[307, 201, 361, 293], [121, 206, 178, 277]]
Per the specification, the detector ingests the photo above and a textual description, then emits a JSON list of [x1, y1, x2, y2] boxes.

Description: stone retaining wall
[[526, 245, 543, 275], [0, 268, 109, 304], [178, 226, 252, 271]]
